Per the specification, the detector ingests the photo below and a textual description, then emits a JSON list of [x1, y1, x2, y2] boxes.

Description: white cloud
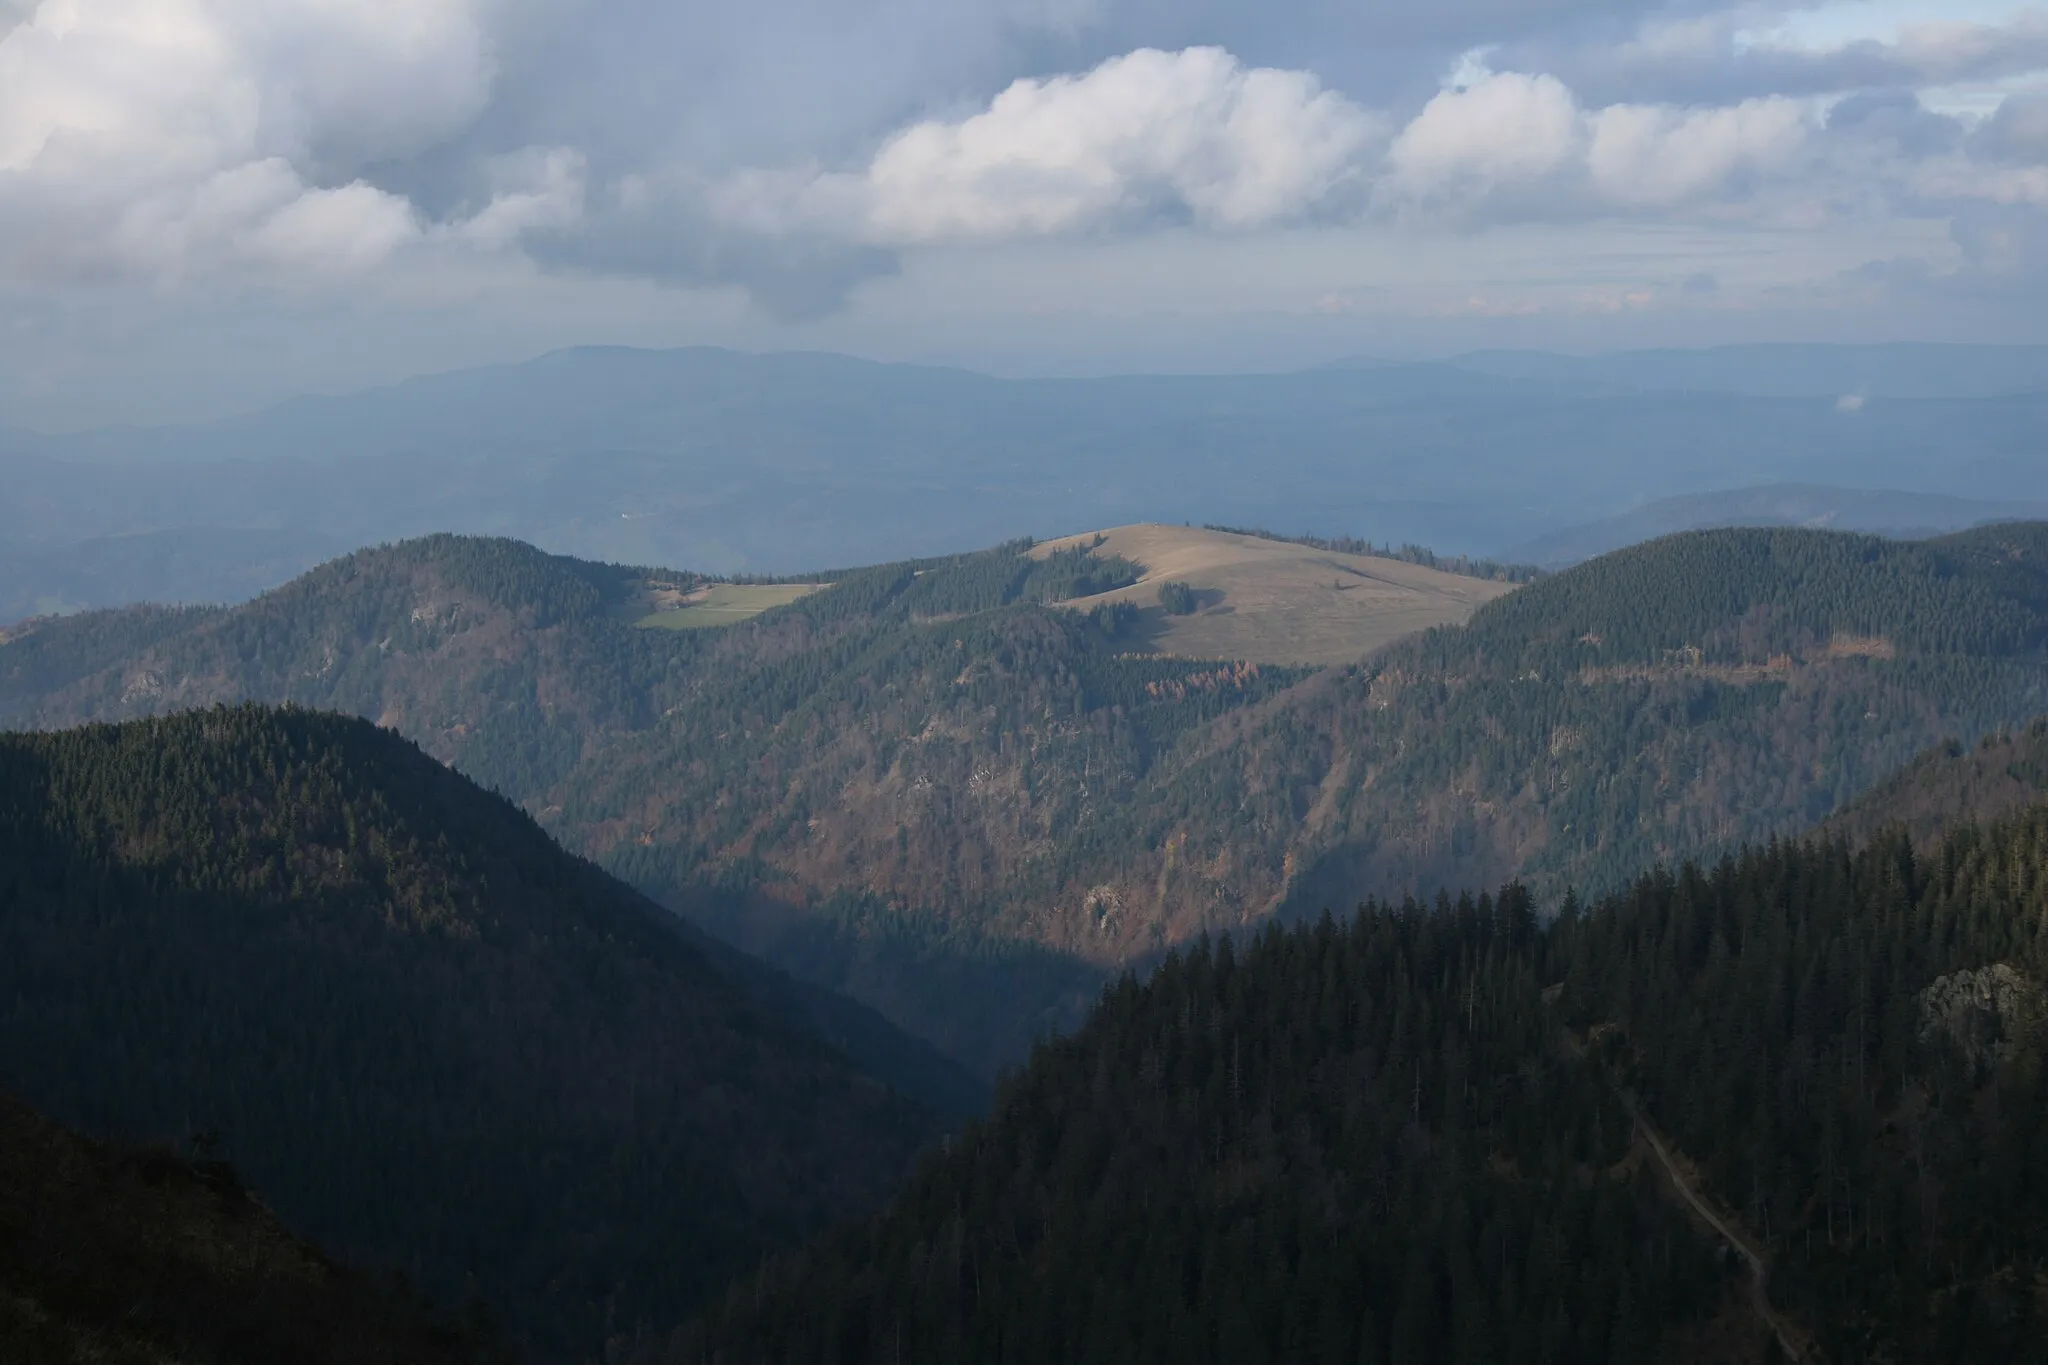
[[1587, 98, 1811, 206], [0, 0, 553, 281], [1385, 72, 1580, 195], [0, 0, 2044, 350], [717, 47, 1383, 245], [1379, 71, 1816, 215]]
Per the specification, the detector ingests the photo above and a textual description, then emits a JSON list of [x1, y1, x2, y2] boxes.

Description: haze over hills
[[5, 344, 2048, 617], [7, 523, 2046, 1077], [1501, 485, 2048, 568], [1442, 342, 2048, 400], [0, 705, 954, 1357]]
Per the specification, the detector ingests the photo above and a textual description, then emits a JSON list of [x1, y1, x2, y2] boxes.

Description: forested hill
[[0, 1087, 509, 1365], [0, 705, 949, 1359], [1822, 717, 2048, 851], [1190, 521, 2048, 919], [3, 526, 2046, 1077], [0, 533, 1313, 1070], [664, 799, 2048, 1365]]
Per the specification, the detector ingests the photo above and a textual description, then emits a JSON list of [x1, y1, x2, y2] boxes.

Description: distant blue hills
[[2, 342, 2043, 618]]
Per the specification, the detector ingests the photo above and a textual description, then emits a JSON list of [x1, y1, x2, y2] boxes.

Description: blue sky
[[1, 0, 2046, 427]]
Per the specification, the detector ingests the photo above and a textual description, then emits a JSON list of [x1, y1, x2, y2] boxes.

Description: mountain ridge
[[0, 703, 952, 1357], [7, 524, 2047, 1074]]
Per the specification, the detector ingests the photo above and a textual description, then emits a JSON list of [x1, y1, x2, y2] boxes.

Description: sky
[[3, 0, 2047, 427]]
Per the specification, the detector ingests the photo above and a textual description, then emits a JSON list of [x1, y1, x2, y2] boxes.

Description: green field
[[633, 583, 822, 630]]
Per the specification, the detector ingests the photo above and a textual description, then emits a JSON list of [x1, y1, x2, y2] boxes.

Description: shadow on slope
[[0, 1089, 509, 1365]]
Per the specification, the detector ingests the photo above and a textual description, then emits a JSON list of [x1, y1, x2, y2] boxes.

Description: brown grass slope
[[1031, 523, 1513, 665]]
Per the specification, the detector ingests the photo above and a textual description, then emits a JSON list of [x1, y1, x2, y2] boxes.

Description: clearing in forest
[[632, 582, 822, 630], [1030, 523, 1516, 666]]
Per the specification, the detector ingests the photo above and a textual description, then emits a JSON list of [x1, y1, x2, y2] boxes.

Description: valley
[[4, 521, 2044, 1077], [15, 0, 2048, 1345], [4, 518, 2047, 1361], [672, 801, 2048, 1364]]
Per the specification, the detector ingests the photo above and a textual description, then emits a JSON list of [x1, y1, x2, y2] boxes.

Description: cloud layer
[[0, 0, 2045, 323]]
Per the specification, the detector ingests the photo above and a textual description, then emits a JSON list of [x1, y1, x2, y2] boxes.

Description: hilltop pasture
[[1031, 523, 1515, 665]]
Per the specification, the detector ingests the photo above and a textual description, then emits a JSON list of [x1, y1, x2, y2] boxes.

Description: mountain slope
[[0, 1088, 508, 1365], [1157, 521, 2048, 924], [1820, 717, 2048, 850], [0, 535, 1315, 1069], [0, 705, 946, 1358], [7, 526, 2046, 1076], [666, 799, 2048, 1365]]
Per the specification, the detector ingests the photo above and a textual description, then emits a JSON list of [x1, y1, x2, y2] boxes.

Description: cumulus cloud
[[1586, 97, 1808, 206], [713, 47, 1381, 245], [1379, 69, 1814, 217], [1385, 72, 1580, 194], [0, 0, 574, 281]]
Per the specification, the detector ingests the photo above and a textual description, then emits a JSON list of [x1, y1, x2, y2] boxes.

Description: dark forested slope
[[5, 526, 2045, 1075], [1822, 717, 2048, 850], [666, 798, 2048, 1365], [0, 706, 945, 1358], [0, 535, 1299, 1069], [0, 1088, 508, 1365], [1200, 522, 2048, 918]]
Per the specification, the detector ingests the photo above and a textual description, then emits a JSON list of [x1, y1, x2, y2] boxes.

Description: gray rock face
[[1918, 964, 2045, 1069]]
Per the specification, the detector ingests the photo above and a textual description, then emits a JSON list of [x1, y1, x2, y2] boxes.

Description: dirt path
[[1622, 1095, 1808, 1361], [1560, 1028, 1809, 1360]]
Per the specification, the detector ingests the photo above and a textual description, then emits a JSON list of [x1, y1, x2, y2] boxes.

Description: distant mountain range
[[1439, 341, 2048, 399], [1501, 484, 2048, 567], [3, 343, 2046, 617]]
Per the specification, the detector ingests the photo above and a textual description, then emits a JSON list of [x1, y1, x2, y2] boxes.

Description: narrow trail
[[1561, 1028, 1809, 1361], [1619, 1093, 1808, 1362]]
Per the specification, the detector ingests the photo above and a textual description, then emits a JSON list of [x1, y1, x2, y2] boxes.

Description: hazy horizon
[[5, 0, 2048, 428]]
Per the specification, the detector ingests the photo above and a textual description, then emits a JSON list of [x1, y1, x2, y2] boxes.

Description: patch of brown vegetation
[[1582, 635, 1897, 686], [1029, 523, 1516, 666]]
